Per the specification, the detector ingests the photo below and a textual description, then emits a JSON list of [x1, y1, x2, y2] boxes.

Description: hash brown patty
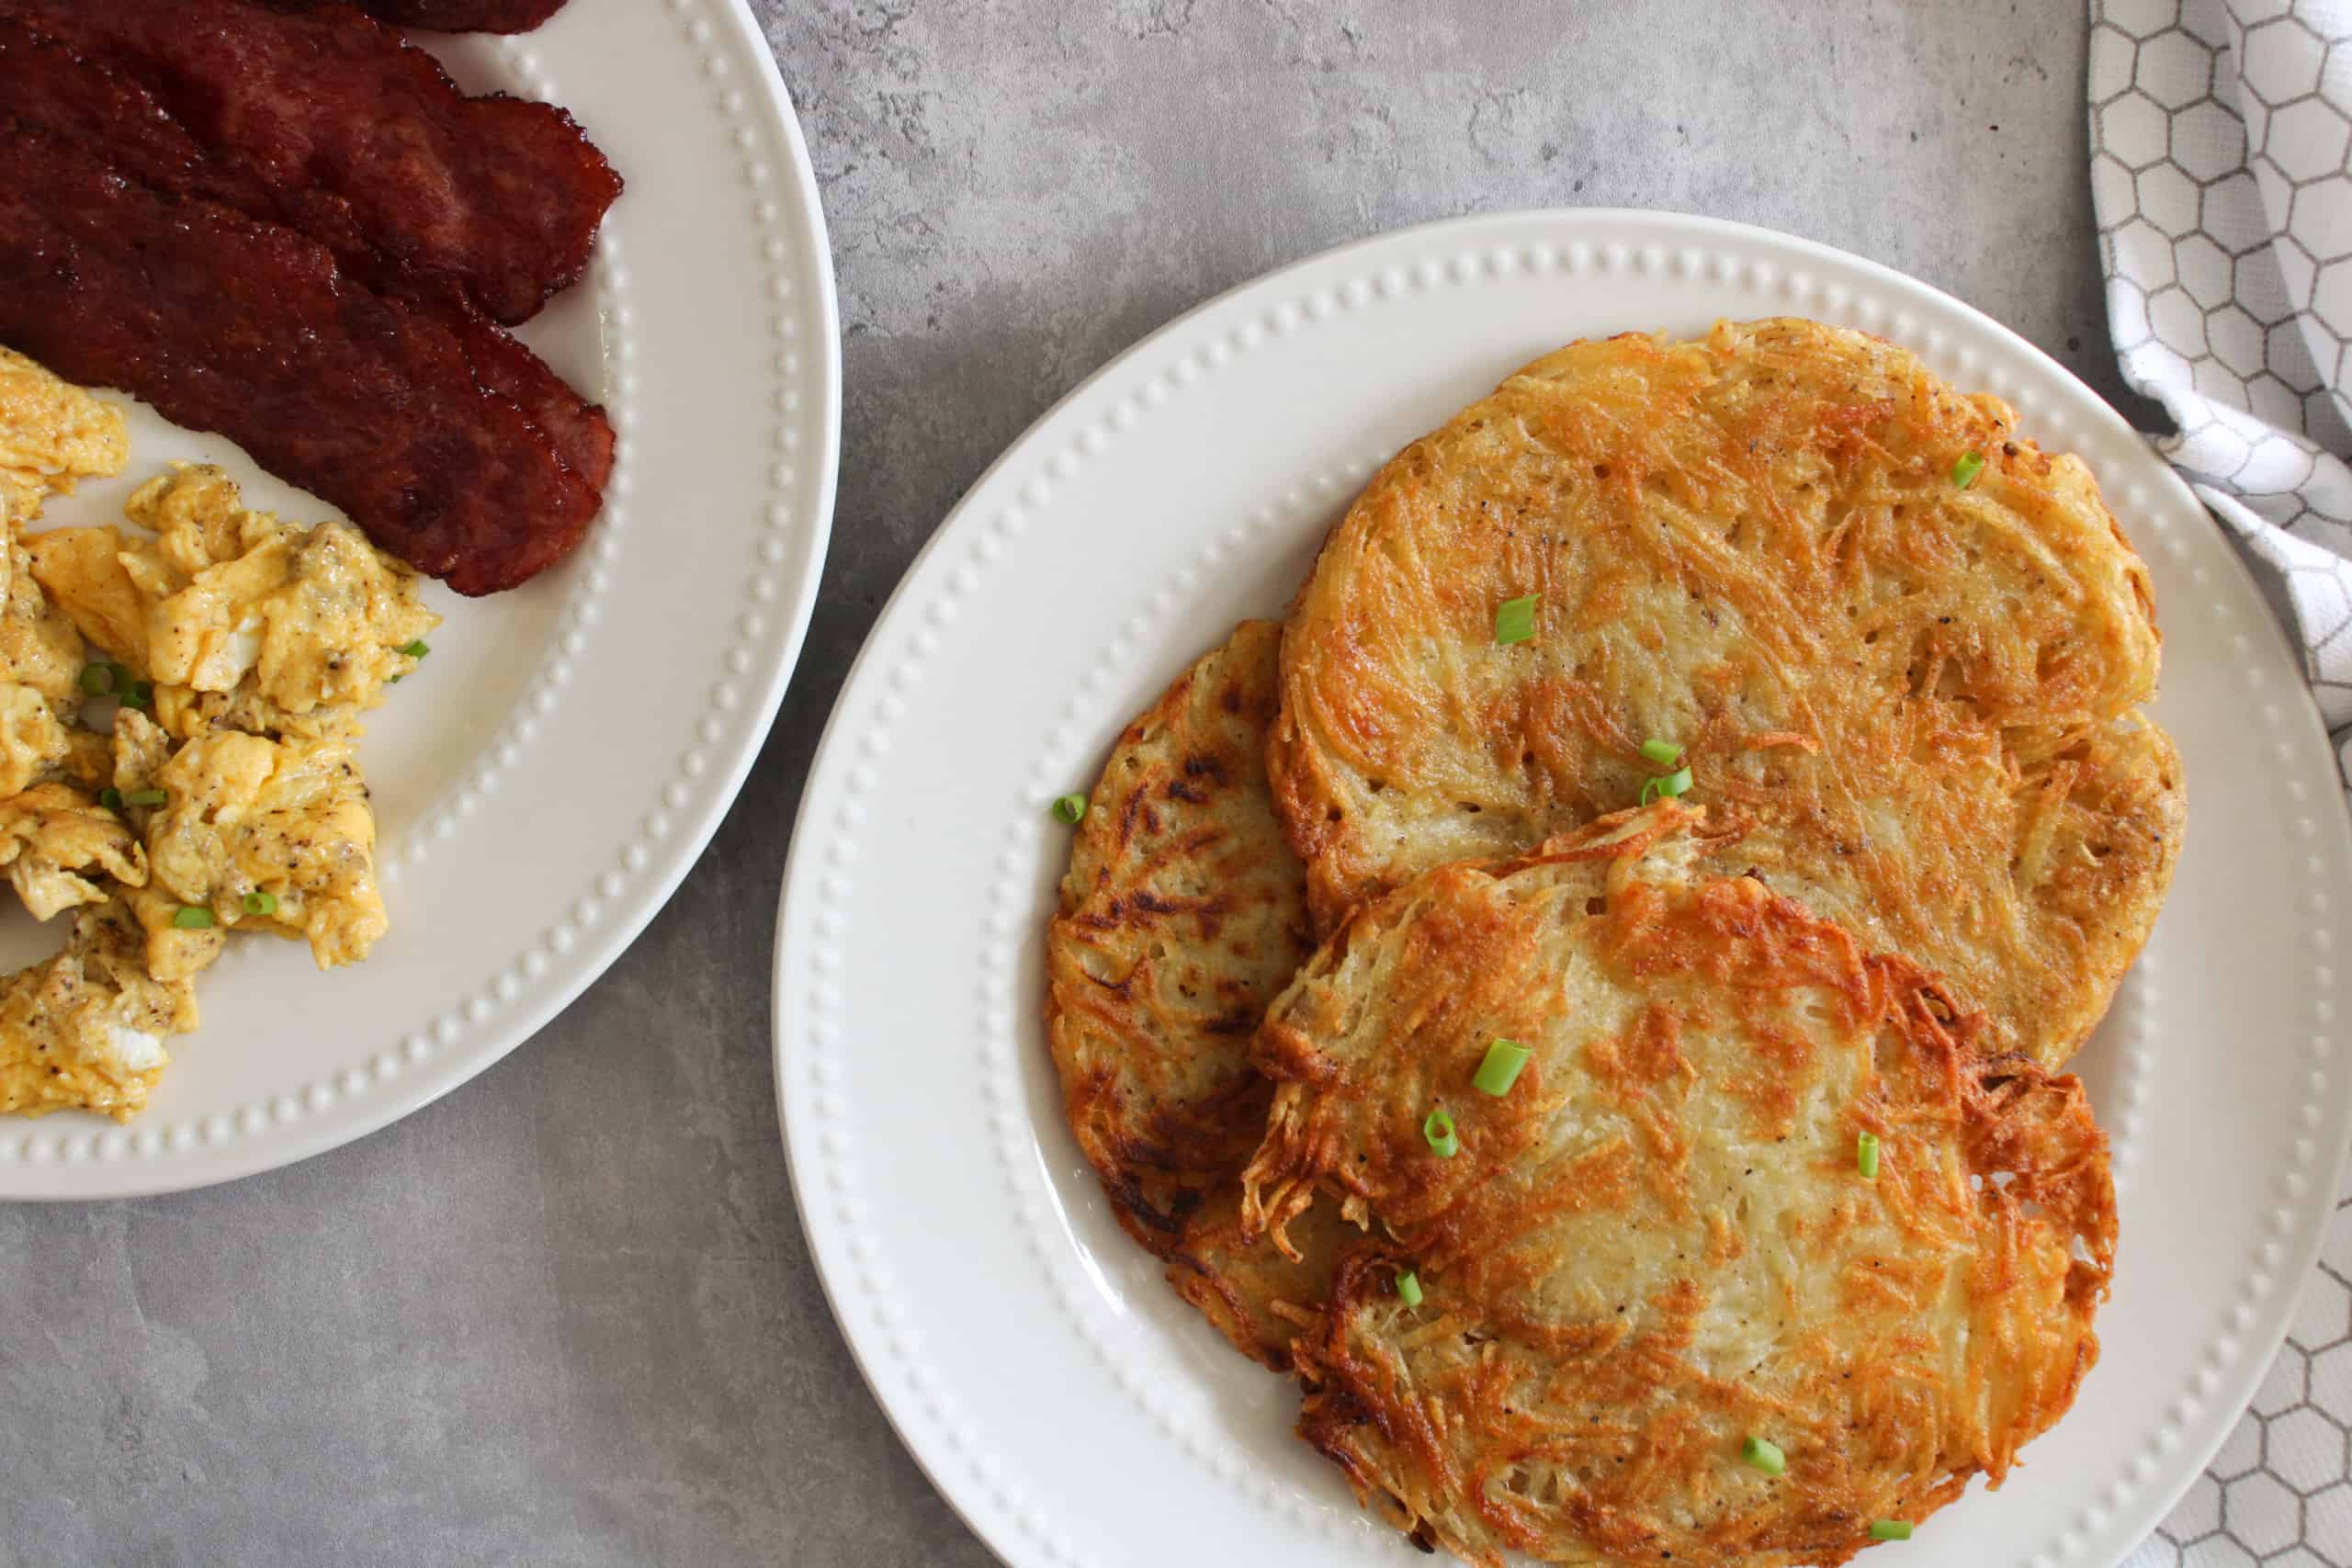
[[1270, 317, 2181, 1065], [1044, 620, 1342, 1368], [1241, 803, 2116, 1568]]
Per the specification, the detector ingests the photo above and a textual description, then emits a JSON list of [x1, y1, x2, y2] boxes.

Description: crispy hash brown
[[1270, 317, 2180, 1065], [1241, 803, 2115, 1568], [1044, 622, 1339, 1367]]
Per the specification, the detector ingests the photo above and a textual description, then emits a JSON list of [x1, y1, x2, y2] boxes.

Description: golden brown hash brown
[[1239, 803, 2115, 1568], [1044, 621, 1342, 1368], [1270, 317, 2181, 1066]]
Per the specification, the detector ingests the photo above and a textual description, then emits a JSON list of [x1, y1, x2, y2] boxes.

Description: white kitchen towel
[[2089, 4, 2352, 1565]]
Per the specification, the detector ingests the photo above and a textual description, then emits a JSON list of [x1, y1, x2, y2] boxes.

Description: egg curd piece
[[121, 885, 226, 986], [128, 466, 438, 739], [0, 899, 196, 1121], [101, 714, 221, 984], [0, 782, 146, 921], [0, 345, 128, 524], [144, 730, 387, 969], [0, 684, 74, 797], [109, 707, 171, 797], [26, 465, 439, 743], [22, 524, 148, 671], [0, 497, 90, 797], [0, 536, 86, 705]]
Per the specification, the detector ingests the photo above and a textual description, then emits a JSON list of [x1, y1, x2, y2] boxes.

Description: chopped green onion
[[400, 639, 431, 659], [1741, 1436, 1786, 1476], [243, 891, 278, 917], [1422, 1107, 1459, 1158], [171, 905, 215, 931], [1473, 1039, 1532, 1097], [1641, 765, 1695, 805], [1858, 1131, 1882, 1179], [1951, 452, 1985, 489], [122, 679, 153, 709], [1050, 794, 1087, 825], [1870, 1521, 1913, 1541], [122, 788, 167, 807], [97, 788, 122, 811], [1638, 738, 1683, 767], [1396, 1270, 1423, 1308], [78, 664, 116, 696], [1494, 594, 1539, 646]]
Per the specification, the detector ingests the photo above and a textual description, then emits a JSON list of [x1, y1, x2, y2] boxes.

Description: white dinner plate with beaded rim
[[775, 209, 2352, 1568], [0, 0, 837, 1199]]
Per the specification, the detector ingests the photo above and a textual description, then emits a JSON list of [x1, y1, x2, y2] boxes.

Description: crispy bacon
[[0, 20, 274, 215], [444, 309, 616, 493], [0, 0, 620, 325], [345, 0, 571, 30], [0, 17, 613, 496], [0, 121, 598, 595]]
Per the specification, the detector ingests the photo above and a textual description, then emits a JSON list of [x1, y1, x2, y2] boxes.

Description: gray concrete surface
[[0, 4, 2145, 1564]]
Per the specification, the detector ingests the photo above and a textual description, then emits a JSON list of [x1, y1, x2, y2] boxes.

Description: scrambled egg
[[122, 886, 224, 987], [0, 535, 86, 705], [0, 362, 432, 1119], [0, 783, 145, 921], [0, 346, 128, 525], [0, 521, 90, 797], [0, 351, 107, 804], [0, 900, 196, 1122], [143, 730, 386, 970], [0, 684, 74, 798], [29, 464, 438, 742]]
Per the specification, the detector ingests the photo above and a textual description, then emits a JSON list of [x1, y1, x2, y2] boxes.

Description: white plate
[[0, 0, 837, 1199], [774, 210, 2352, 1568]]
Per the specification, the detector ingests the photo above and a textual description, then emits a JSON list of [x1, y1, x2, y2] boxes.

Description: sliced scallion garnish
[[1641, 765, 1695, 805], [171, 905, 215, 931], [1396, 1270, 1423, 1308], [1494, 594, 1539, 646], [98, 787, 123, 810], [1741, 1436, 1786, 1476], [78, 664, 115, 696], [1422, 1107, 1459, 1158], [1870, 1521, 1913, 1541], [1050, 794, 1087, 825], [400, 639, 431, 659], [122, 788, 166, 807], [1952, 452, 1985, 489], [1639, 738, 1682, 767], [1473, 1039, 1531, 1097], [243, 891, 278, 917], [1858, 1131, 1881, 1179]]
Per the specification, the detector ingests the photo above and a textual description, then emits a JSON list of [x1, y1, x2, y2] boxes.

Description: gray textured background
[[0, 4, 2151, 1565]]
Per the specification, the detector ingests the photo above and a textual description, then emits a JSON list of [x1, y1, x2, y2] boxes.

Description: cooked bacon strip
[[346, 0, 570, 31], [0, 19, 274, 215], [0, 0, 621, 325], [0, 121, 598, 595], [0, 18, 613, 495], [445, 310, 616, 493]]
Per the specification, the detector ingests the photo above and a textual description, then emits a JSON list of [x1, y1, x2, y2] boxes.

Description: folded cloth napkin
[[2090, 7, 2352, 1562], [2092, 1, 2352, 744]]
